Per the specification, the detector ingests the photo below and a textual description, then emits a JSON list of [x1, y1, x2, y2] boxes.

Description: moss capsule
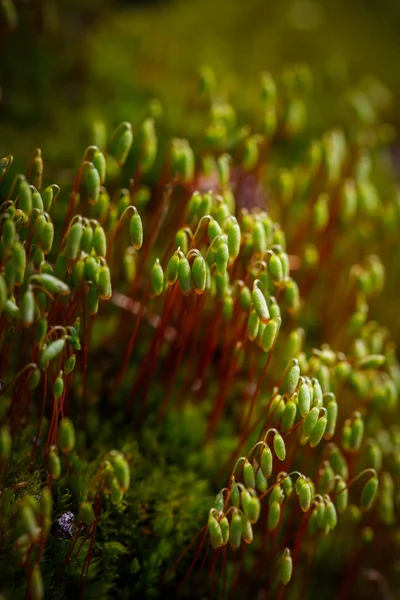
[[98, 265, 112, 300], [191, 255, 206, 294], [309, 416, 327, 448], [361, 476, 379, 511], [65, 222, 83, 261], [243, 458, 255, 489], [21, 289, 35, 328], [274, 432, 286, 461], [39, 339, 65, 369], [108, 122, 133, 166], [57, 417, 75, 454], [252, 285, 270, 324], [177, 256, 191, 296], [208, 513, 223, 549], [130, 211, 143, 250]]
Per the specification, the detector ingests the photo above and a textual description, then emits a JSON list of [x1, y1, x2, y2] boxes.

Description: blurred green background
[[1, 0, 399, 174]]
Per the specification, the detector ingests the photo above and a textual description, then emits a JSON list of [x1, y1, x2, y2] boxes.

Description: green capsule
[[227, 219, 241, 259], [58, 417, 75, 454], [262, 316, 281, 353], [222, 295, 233, 321], [53, 373, 64, 400], [309, 416, 327, 448], [33, 317, 47, 347], [284, 278, 300, 312], [317, 461, 335, 495], [298, 380, 311, 417], [366, 439, 382, 472], [268, 395, 285, 426], [178, 257, 191, 296], [219, 515, 230, 545], [273, 432, 286, 461], [313, 193, 330, 232], [356, 354, 386, 370], [78, 501, 96, 525], [18, 180, 33, 217], [255, 466, 268, 492], [72, 259, 85, 287], [39, 338, 65, 369], [302, 406, 319, 437], [208, 218, 222, 243], [245, 493, 261, 524], [280, 472, 293, 497], [166, 252, 179, 286], [325, 500, 337, 529], [80, 162, 100, 205], [242, 515, 253, 544], [81, 224, 94, 253], [243, 459, 255, 489], [130, 211, 143, 250], [268, 253, 283, 284], [214, 271, 229, 298], [360, 476, 379, 511], [214, 491, 224, 512], [351, 415, 364, 451], [92, 225, 107, 257], [261, 445, 273, 478], [12, 242, 26, 285], [0, 275, 7, 314], [191, 255, 206, 294], [281, 400, 297, 433], [5, 297, 20, 320], [92, 149, 106, 184], [0, 426, 12, 461], [109, 452, 130, 492], [87, 285, 99, 315], [284, 359, 300, 395], [138, 118, 157, 174], [108, 122, 133, 166], [279, 549, 293, 586], [49, 448, 61, 479], [32, 247, 44, 272], [2, 216, 16, 250], [28, 368, 41, 390], [329, 446, 349, 480], [65, 222, 83, 261], [85, 255, 99, 284], [239, 285, 252, 312], [21, 289, 35, 328], [247, 309, 260, 341], [32, 273, 70, 296], [208, 513, 223, 549], [170, 138, 195, 182], [64, 354, 76, 375], [98, 265, 112, 300], [268, 500, 281, 531], [110, 477, 124, 504], [230, 511, 243, 551], [20, 504, 40, 541], [38, 221, 54, 255], [298, 479, 312, 512], [230, 482, 240, 508], [215, 241, 229, 277], [325, 400, 338, 439], [252, 221, 267, 254], [54, 252, 68, 280], [252, 285, 269, 324]]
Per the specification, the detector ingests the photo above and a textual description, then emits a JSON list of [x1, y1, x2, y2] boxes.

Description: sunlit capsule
[[109, 452, 130, 492], [85, 256, 99, 284], [325, 500, 337, 529], [92, 225, 107, 257], [18, 180, 33, 217], [230, 482, 240, 508], [39, 339, 65, 370], [273, 432, 286, 461], [219, 515, 230, 545], [130, 211, 143, 250], [80, 161, 100, 205], [81, 224, 94, 253], [247, 309, 260, 341], [284, 359, 300, 395], [215, 241, 229, 276], [279, 549, 293, 586], [227, 218, 241, 259], [268, 253, 283, 283], [178, 257, 191, 296], [252, 285, 269, 324], [243, 458, 255, 489], [309, 416, 327, 448], [281, 400, 297, 433], [108, 121, 133, 166], [261, 445, 273, 478], [33, 274, 70, 296], [325, 400, 338, 439], [208, 513, 223, 549], [255, 466, 268, 493], [297, 479, 312, 512], [298, 379, 311, 417], [252, 221, 267, 254], [268, 500, 281, 531], [166, 252, 179, 286], [65, 222, 83, 260], [262, 316, 281, 353], [191, 255, 206, 294]]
